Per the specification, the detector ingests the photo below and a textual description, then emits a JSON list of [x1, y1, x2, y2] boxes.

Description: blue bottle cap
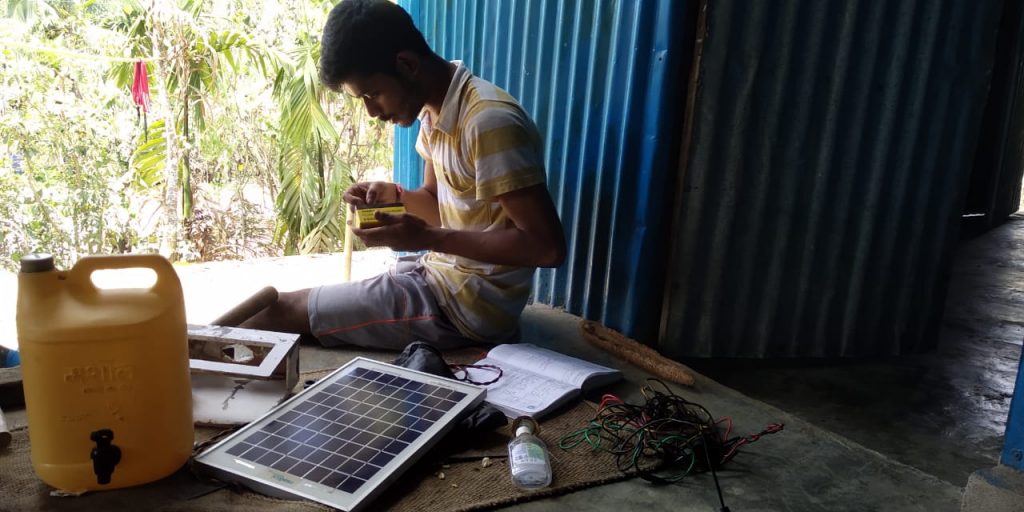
[[0, 347, 18, 368]]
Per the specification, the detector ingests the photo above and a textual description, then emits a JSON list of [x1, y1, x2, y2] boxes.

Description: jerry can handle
[[69, 254, 181, 296]]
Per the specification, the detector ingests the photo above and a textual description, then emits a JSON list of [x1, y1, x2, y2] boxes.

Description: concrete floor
[[687, 214, 1024, 490], [3, 215, 1022, 510]]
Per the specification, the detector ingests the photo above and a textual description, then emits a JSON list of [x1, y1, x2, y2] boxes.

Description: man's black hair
[[320, 0, 432, 91]]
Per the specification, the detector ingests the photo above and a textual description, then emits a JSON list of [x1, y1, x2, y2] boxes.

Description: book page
[[488, 343, 619, 388], [462, 357, 578, 417]]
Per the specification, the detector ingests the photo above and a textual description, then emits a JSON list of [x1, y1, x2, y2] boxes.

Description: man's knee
[[277, 290, 307, 311], [276, 290, 310, 325], [241, 288, 311, 334]]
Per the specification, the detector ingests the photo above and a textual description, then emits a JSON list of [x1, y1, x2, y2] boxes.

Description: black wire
[[562, 380, 724, 477], [701, 427, 730, 512], [560, 379, 742, 510]]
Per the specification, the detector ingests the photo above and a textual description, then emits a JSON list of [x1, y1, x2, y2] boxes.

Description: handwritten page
[[464, 357, 578, 417], [487, 343, 616, 388], [460, 343, 623, 419]]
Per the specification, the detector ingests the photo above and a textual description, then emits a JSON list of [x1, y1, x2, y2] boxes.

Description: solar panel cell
[[277, 439, 300, 454], [338, 440, 361, 456], [351, 417, 373, 430], [271, 456, 299, 472], [367, 436, 390, 450], [306, 466, 331, 482], [308, 433, 332, 447], [382, 439, 408, 455], [397, 430, 419, 443], [306, 449, 331, 465], [369, 451, 394, 467], [256, 450, 281, 466], [352, 431, 375, 445], [309, 418, 332, 431], [290, 461, 315, 477], [257, 435, 281, 449], [354, 447, 377, 462], [363, 394, 386, 406], [367, 415, 389, 429], [289, 444, 313, 459], [322, 472, 348, 488], [409, 418, 433, 432], [338, 476, 365, 493], [244, 446, 268, 460], [291, 429, 314, 443]]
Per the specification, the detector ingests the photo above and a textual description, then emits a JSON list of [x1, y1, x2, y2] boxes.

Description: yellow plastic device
[[16, 254, 193, 492], [354, 203, 406, 229]]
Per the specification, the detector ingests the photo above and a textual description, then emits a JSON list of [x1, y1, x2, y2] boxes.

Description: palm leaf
[[131, 119, 167, 188], [270, 36, 358, 254]]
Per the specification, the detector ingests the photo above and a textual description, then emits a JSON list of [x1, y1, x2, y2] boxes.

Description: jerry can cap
[[20, 253, 55, 273]]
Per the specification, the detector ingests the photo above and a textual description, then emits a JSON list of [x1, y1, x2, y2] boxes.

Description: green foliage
[[273, 38, 346, 254], [0, 1, 137, 271], [5, 0, 57, 23], [131, 119, 168, 187], [0, 0, 394, 269]]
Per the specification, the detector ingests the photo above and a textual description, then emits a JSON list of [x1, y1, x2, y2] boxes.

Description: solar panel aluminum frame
[[193, 357, 486, 511]]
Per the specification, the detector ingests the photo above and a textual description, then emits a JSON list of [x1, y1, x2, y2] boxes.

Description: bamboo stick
[[580, 320, 697, 387]]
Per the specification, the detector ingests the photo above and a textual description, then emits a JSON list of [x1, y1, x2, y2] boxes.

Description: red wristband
[[394, 183, 403, 201]]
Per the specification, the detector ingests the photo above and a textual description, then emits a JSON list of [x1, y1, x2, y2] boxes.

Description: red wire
[[720, 423, 785, 463], [715, 416, 734, 443], [598, 393, 622, 411]]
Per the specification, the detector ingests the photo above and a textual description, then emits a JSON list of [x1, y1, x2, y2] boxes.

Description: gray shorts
[[308, 256, 479, 350]]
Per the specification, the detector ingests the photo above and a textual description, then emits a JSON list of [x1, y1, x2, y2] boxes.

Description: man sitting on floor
[[240, 0, 566, 350]]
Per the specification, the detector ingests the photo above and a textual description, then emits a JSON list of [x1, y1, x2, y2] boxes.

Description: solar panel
[[194, 357, 486, 511]]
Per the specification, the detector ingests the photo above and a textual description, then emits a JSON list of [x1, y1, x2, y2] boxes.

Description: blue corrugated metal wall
[[1004, 349, 1024, 470], [661, 0, 1005, 356], [395, 0, 687, 341]]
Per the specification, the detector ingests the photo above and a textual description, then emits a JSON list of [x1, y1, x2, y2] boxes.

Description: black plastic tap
[[89, 429, 121, 485]]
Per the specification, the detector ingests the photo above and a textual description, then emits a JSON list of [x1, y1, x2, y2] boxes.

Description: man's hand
[[352, 211, 441, 252], [343, 181, 400, 208]]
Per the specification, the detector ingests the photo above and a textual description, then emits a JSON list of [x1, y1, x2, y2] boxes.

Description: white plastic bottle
[[508, 416, 552, 490]]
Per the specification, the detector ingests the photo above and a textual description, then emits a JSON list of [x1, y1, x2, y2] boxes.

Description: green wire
[[559, 381, 729, 484]]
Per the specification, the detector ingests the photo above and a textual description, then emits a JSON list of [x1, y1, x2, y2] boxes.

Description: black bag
[[391, 341, 507, 434]]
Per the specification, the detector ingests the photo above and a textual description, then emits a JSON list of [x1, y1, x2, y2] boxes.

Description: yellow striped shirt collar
[[432, 60, 472, 136]]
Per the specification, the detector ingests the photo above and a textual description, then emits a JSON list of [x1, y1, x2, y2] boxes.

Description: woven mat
[[376, 399, 630, 512], [0, 381, 635, 511]]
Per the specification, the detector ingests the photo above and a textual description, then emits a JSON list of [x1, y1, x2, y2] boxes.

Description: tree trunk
[[182, 94, 193, 219], [151, 32, 180, 259]]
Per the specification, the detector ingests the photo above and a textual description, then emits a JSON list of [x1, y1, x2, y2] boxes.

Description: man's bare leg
[[239, 289, 313, 335]]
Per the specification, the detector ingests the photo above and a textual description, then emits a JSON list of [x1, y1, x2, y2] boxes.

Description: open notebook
[[462, 343, 622, 419]]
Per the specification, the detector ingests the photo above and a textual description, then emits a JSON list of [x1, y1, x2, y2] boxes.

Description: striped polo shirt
[[415, 61, 547, 342]]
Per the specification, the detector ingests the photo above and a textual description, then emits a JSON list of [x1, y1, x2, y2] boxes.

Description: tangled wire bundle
[[559, 379, 783, 509]]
